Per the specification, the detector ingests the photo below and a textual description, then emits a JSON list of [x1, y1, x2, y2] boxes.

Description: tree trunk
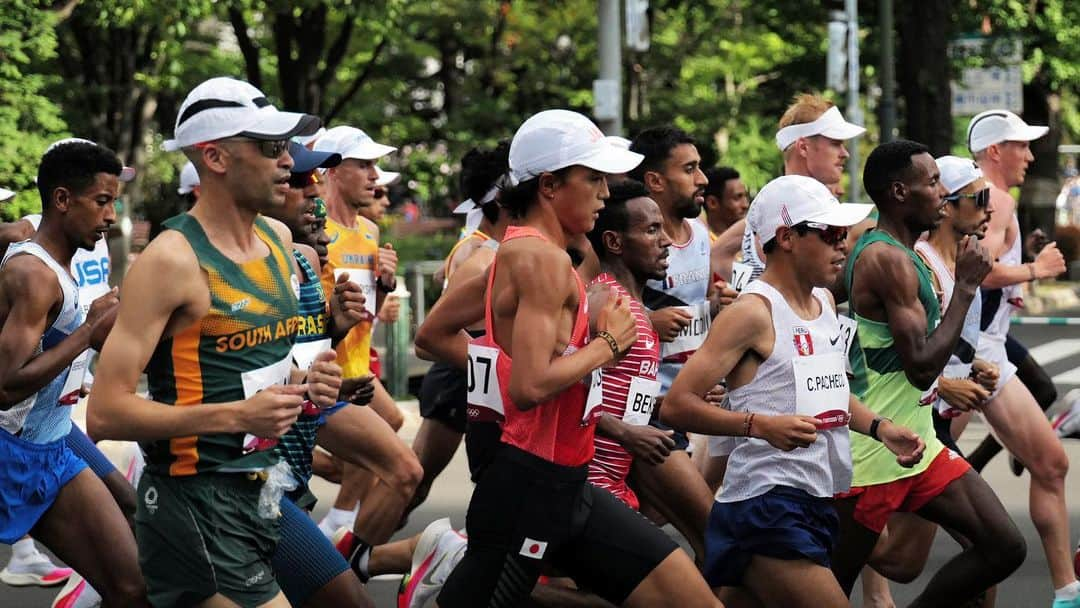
[[896, 0, 955, 155]]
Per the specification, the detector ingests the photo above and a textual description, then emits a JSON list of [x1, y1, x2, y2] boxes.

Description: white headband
[[452, 185, 498, 214], [774, 106, 865, 151]]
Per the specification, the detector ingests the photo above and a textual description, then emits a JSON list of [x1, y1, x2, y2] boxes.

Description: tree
[[0, 1, 69, 219]]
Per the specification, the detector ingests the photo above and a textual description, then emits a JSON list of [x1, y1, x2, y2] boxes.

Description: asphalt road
[[4, 322, 1080, 607]]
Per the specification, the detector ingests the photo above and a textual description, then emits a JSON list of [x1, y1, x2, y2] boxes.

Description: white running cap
[[177, 161, 200, 195], [43, 138, 136, 182], [163, 77, 320, 151], [935, 156, 983, 195], [375, 166, 400, 187], [775, 106, 866, 151], [0, 187, 14, 202], [508, 110, 643, 185], [966, 109, 1048, 153], [605, 135, 632, 149], [749, 175, 873, 245], [313, 126, 396, 161]]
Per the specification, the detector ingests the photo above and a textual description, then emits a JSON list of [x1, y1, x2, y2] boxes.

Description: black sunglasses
[[944, 188, 990, 209], [793, 221, 848, 246]]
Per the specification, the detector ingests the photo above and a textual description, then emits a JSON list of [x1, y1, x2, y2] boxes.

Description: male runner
[[0, 139, 146, 605], [664, 174, 923, 607], [961, 110, 1080, 605], [700, 167, 748, 242], [585, 179, 677, 510], [962, 110, 1067, 476], [87, 76, 343, 607], [313, 125, 423, 581], [410, 142, 509, 512], [625, 125, 727, 560], [829, 139, 1026, 606], [436, 109, 718, 608]]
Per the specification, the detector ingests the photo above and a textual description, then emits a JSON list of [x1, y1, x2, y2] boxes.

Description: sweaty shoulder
[[133, 230, 200, 280], [852, 241, 919, 310], [260, 215, 295, 250]]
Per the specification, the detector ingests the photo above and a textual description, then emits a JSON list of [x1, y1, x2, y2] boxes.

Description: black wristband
[[377, 276, 396, 293], [869, 416, 889, 441]]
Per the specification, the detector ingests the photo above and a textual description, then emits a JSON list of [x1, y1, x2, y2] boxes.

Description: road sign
[[951, 36, 1023, 116]]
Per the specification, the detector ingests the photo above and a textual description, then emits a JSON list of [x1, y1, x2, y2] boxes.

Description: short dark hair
[[703, 166, 740, 198], [37, 141, 123, 212], [863, 139, 930, 206], [460, 141, 510, 224], [587, 179, 650, 260], [628, 126, 695, 182]]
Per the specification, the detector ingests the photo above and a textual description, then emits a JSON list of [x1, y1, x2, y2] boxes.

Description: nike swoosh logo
[[829, 335, 841, 346], [419, 549, 449, 588]]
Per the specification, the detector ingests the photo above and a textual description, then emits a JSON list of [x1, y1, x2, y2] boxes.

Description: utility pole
[[595, 0, 623, 135], [845, 0, 862, 204], [879, 0, 897, 143]]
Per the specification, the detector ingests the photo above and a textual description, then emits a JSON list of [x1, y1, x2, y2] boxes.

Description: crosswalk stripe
[[1053, 368, 1080, 385], [1028, 339, 1080, 367]]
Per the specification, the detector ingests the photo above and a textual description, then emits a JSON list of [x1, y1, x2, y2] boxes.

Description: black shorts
[[932, 409, 965, 459], [418, 361, 468, 434], [648, 417, 690, 451], [438, 445, 678, 607], [1005, 333, 1028, 367], [464, 420, 502, 482]]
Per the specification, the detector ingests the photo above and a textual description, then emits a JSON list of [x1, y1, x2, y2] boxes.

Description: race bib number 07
[[466, 343, 504, 419]]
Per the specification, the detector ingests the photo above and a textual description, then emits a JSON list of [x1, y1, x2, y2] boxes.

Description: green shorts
[[135, 471, 281, 608]]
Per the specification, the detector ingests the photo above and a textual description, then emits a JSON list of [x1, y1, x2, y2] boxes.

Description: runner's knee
[[982, 524, 1026, 579], [1027, 442, 1069, 482]]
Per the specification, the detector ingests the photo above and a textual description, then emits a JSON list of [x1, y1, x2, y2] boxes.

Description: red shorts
[[836, 448, 971, 534], [369, 347, 382, 379]]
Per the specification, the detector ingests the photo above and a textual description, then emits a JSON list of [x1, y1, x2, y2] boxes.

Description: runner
[[625, 125, 730, 561], [312, 125, 423, 579], [830, 139, 1026, 606], [436, 109, 718, 608], [962, 110, 1068, 478], [664, 174, 923, 607], [584, 179, 676, 510], [87, 76, 343, 607], [958, 111, 1080, 605], [700, 167, 748, 242], [410, 142, 510, 513], [0, 139, 146, 605]]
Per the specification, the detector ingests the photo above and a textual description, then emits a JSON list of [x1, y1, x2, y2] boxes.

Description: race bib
[[793, 352, 850, 429], [466, 343, 504, 420], [622, 376, 661, 426], [58, 351, 90, 406], [660, 302, 711, 360], [837, 315, 857, 359], [583, 369, 603, 424], [240, 356, 294, 453], [334, 268, 376, 319], [730, 262, 753, 293], [291, 338, 332, 372]]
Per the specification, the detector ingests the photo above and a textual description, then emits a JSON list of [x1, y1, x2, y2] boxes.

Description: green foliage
[[0, 1, 69, 219]]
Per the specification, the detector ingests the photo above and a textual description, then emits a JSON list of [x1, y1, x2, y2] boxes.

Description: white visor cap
[[775, 106, 866, 151]]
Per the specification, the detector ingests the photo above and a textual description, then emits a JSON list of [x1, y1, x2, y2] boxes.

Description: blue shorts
[[65, 424, 117, 479], [0, 428, 87, 543], [704, 486, 838, 588], [317, 400, 349, 426], [274, 496, 350, 605]]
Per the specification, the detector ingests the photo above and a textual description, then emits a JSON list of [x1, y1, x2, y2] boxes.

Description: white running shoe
[[0, 549, 72, 587], [397, 518, 467, 608], [1053, 392, 1080, 439], [50, 573, 102, 608]]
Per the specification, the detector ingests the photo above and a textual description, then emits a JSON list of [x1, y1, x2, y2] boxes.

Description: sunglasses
[[793, 221, 848, 246], [288, 171, 320, 189], [196, 138, 289, 159], [944, 188, 990, 209]]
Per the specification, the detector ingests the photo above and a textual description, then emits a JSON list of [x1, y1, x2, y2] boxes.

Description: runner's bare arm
[[87, 233, 301, 441], [414, 270, 486, 368], [664, 295, 820, 450], [506, 248, 620, 410], [859, 241, 986, 389], [0, 220, 34, 253], [0, 258, 95, 407], [979, 189, 1015, 262], [663, 295, 770, 435]]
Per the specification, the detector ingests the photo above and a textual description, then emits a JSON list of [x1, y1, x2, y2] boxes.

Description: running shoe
[[0, 550, 73, 587], [1074, 540, 1080, 580], [1052, 393, 1080, 439], [397, 518, 467, 608], [50, 573, 102, 608], [1052, 597, 1080, 608]]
